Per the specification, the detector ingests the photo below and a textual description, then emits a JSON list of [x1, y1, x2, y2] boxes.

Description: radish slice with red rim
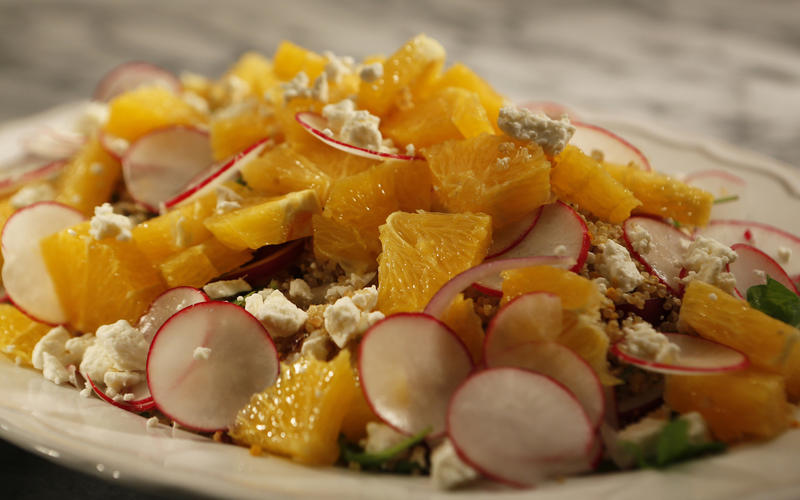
[[610, 333, 749, 375], [571, 121, 651, 171], [486, 210, 540, 259], [684, 169, 747, 219], [146, 301, 279, 432], [164, 137, 271, 210], [729, 243, 799, 297], [623, 216, 692, 294], [483, 292, 563, 362], [219, 239, 304, 287], [93, 61, 181, 102], [138, 286, 210, 342], [1, 201, 86, 324], [487, 341, 605, 430], [423, 256, 574, 319], [0, 159, 68, 196], [87, 374, 155, 413], [358, 313, 473, 437], [20, 126, 85, 160], [697, 219, 800, 281], [295, 111, 418, 161], [447, 367, 595, 487], [98, 130, 130, 161], [476, 202, 590, 295], [122, 125, 213, 212]]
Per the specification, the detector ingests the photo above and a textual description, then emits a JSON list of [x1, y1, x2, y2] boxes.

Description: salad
[[1, 33, 799, 491]]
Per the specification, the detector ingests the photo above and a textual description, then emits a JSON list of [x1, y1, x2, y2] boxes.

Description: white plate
[[1, 104, 800, 500]]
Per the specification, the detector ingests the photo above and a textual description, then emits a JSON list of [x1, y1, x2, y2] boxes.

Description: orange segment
[[0, 303, 53, 367], [680, 280, 800, 400], [377, 211, 492, 315], [560, 311, 617, 386], [551, 146, 641, 224], [603, 162, 714, 227], [423, 134, 551, 230], [157, 238, 251, 288], [209, 100, 278, 161], [55, 137, 122, 216], [500, 265, 603, 312], [340, 376, 380, 442], [104, 86, 207, 142], [241, 143, 331, 202], [225, 51, 279, 99], [230, 350, 358, 465], [273, 41, 326, 81], [426, 62, 507, 131], [382, 87, 494, 148], [440, 293, 485, 365], [665, 369, 792, 443], [294, 139, 380, 179]]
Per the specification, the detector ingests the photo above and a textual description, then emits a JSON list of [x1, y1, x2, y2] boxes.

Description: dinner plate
[[1, 103, 799, 500]]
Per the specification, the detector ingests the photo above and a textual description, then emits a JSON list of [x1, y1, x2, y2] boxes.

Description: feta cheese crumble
[[360, 422, 407, 454], [300, 329, 330, 360], [620, 322, 680, 363], [323, 286, 384, 348], [193, 346, 212, 361], [595, 240, 644, 292], [245, 289, 308, 337], [627, 223, 653, 255], [681, 235, 737, 294], [203, 278, 252, 299], [359, 62, 383, 83], [80, 320, 148, 397], [497, 105, 575, 156], [778, 246, 792, 264], [289, 278, 313, 304], [281, 71, 328, 102], [75, 101, 109, 136], [10, 183, 56, 209], [430, 439, 479, 490], [89, 203, 133, 241], [321, 99, 396, 153]]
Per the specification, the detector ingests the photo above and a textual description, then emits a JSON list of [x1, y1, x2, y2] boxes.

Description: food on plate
[[2, 33, 799, 491]]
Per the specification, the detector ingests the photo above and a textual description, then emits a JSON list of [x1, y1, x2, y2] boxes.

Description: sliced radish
[[483, 292, 563, 362], [295, 111, 418, 161], [219, 240, 304, 287], [164, 137, 271, 210], [146, 301, 279, 432], [571, 121, 651, 171], [138, 286, 210, 342], [87, 374, 155, 413], [684, 169, 747, 219], [729, 243, 799, 297], [98, 130, 129, 161], [93, 61, 181, 102], [697, 220, 800, 281], [122, 125, 213, 212], [476, 202, 590, 295], [610, 333, 749, 375], [447, 368, 595, 487], [518, 101, 580, 121], [623, 216, 692, 294], [358, 313, 473, 437], [0, 159, 68, 196], [487, 210, 540, 259], [20, 126, 85, 160], [1, 202, 85, 324], [487, 341, 605, 430], [423, 256, 574, 319]]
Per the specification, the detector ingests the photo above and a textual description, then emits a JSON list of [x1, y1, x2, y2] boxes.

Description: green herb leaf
[[747, 277, 800, 328], [338, 427, 430, 473], [655, 419, 726, 467], [712, 195, 740, 205]]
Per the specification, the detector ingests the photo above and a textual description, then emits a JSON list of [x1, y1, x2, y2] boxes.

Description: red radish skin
[[93, 61, 181, 102], [295, 112, 419, 161], [358, 313, 473, 437], [423, 256, 574, 319], [623, 216, 692, 294], [1, 202, 85, 325], [0, 159, 68, 196], [486, 341, 605, 430], [697, 219, 800, 281], [486, 210, 540, 259], [122, 125, 214, 212], [483, 292, 563, 363], [729, 243, 799, 297], [571, 121, 651, 171], [87, 374, 155, 413], [146, 301, 279, 432], [610, 333, 749, 376], [447, 368, 595, 488], [219, 239, 304, 287], [138, 286, 210, 341], [164, 137, 271, 209]]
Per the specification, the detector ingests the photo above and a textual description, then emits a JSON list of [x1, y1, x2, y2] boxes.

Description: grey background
[[1, 0, 799, 498]]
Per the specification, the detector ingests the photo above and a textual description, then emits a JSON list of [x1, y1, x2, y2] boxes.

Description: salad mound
[[1, 33, 799, 490]]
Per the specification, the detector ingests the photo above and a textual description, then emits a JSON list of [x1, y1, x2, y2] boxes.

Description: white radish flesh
[[138, 286, 209, 342], [1, 202, 85, 324], [729, 243, 798, 297], [684, 169, 746, 219], [87, 374, 155, 413], [146, 301, 279, 432], [93, 62, 181, 102], [571, 121, 651, 171], [0, 159, 67, 196], [21, 127, 85, 160], [623, 216, 692, 294], [447, 368, 595, 487], [483, 292, 563, 362], [487, 210, 539, 259], [358, 313, 473, 437]]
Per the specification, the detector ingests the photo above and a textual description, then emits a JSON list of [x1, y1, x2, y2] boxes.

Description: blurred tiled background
[[0, 0, 799, 498]]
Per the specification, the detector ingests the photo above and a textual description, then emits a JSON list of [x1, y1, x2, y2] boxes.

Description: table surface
[[1, 0, 799, 498]]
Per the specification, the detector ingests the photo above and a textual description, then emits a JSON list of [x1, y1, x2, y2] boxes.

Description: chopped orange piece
[[426, 62, 507, 131], [560, 311, 617, 386], [209, 100, 278, 161], [241, 143, 331, 202], [440, 293, 485, 365], [104, 86, 206, 142], [377, 211, 492, 315], [273, 41, 326, 81], [501, 265, 603, 312], [225, 51, 279, 99], [157, 238, 251, 288], [340, 376, 380, 442], [55, 137, 122, 216], [0, 303, 52, 367]]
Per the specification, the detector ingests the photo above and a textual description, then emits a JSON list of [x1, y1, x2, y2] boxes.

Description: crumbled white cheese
[[430, 438, 479, 490], [104, 370, 142, 397], [709, 292, 718, 301], [350, 285, 379, 311], [41, 352, 71, 385], [202, 278, 252, 299], [245, 289, 308, 337], [214, 184, 243, 214], [553, 244, 568, 257], [778, 246, 792, 265], [123, 392, 135, 402], [595, 240, 644, 292], [323, 51, 356, 84], [146, 416, 160, 429], [681, 235, 737, 294], [497, 105, 575, 156], [223, 74, 252, 103], [289, 278, 313, 303], [321, 99, 395, 153], [80, 381, 93, 398], [75, 101, 109, 136], [627, 223, 653, 255], [94, 320, 149, 371], [404, 143, 416, 157], [310, 73, 329, 103], [193, 346, 212, 361], [360, 422, 407, 454], [300, 329, 329, 360], [10, 183, 56, 209], [620, 322, 680, 363], [324, 291, 384, 348], [89, 203, 133, 241], [182, 91, 210, 114], [32, 326, 72, 370], [325, 284, 354, 302], [359, 62, 383, 83], [281, 71, 310, 101]]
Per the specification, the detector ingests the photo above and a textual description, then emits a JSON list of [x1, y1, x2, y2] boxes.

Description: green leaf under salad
[[338, 426, 430, 474], [623, 417, 726, 469], [747, 277, 800, 328]]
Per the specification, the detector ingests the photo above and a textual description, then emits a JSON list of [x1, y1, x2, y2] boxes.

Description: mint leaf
[[747, 277, 800, 327], [338, 427, 430, 473], [655, 419, 726, 467]]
